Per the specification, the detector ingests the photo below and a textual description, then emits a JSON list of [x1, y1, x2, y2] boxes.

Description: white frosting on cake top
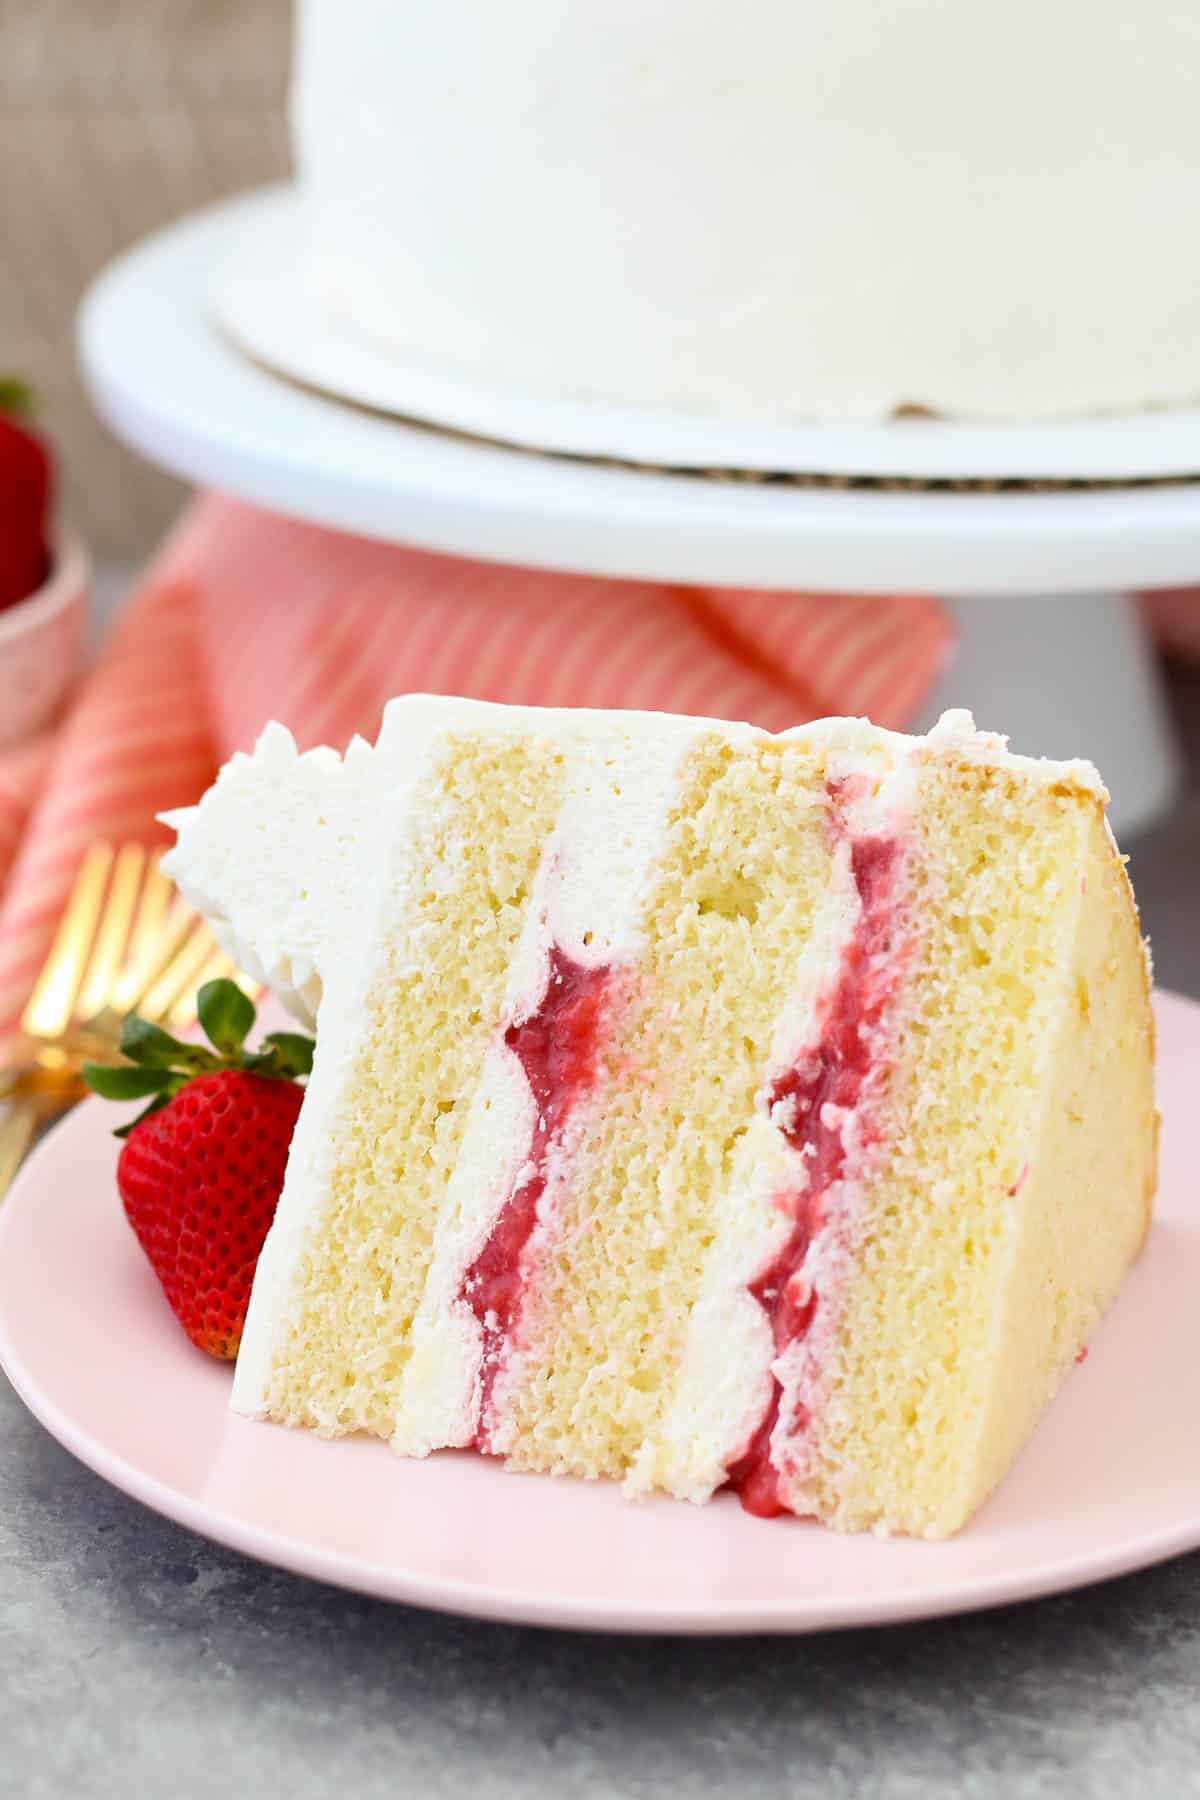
[[292, 0, 1200, 422]]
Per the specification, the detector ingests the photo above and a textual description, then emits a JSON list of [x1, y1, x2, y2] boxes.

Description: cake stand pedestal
[[78, 193, 1195, 837]]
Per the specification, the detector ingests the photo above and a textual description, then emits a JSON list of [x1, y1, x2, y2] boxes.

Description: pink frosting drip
[[727, 795, 909, 1518], [458, 946, 613, 1451]]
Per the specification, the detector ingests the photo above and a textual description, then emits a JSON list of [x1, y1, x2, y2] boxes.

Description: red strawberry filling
[[460, 944, 614, 1447], [727, 805, 908, 1518]]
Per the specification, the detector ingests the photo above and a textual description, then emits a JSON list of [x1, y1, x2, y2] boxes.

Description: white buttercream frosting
[[291, 0, 1200, 423]]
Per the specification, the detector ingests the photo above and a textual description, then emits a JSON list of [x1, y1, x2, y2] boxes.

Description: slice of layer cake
[[163, 698, 1155, 1537]]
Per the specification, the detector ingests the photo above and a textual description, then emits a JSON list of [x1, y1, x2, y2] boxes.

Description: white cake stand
[[78, 191, 1198, 836]]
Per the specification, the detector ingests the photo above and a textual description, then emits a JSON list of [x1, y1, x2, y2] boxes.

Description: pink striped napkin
[[0, 493, 950, 1036]]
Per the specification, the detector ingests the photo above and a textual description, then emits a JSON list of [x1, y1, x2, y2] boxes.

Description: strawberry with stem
[[84, 981, 313, 1359]]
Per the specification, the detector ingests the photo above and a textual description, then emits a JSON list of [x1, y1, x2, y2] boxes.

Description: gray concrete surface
[[2, 652, 1199, 1800]]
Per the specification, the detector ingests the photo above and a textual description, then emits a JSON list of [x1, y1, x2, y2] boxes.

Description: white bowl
[[0, 536, 89, 748]]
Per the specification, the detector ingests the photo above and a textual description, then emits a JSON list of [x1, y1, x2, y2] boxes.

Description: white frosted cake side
[[291, 0, 1200, 424]]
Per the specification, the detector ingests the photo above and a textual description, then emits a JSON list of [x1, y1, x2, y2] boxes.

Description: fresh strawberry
[[84, 980, 313, 1360], [0, 380, 53, 612]]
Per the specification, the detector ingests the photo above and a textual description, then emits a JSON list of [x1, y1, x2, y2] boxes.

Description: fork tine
[[0, 1101, 40, 1204], [140, 920, 227, 1023], [21, 844, 113, 1040], [110, 886, 193, 1018], [75, 844, 146, 1023]]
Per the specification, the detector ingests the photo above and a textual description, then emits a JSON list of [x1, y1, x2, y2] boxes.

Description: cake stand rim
[[77, 188, 1200, 597]]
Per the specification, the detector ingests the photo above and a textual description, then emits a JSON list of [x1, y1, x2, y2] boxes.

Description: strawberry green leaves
[[119, 1014, 220, 1073], [83, 1059, 192, 1138], [255, 1032, 315, 1078], [197, 978, 256, 1057], [84, 979, 314, 1137], [82, 1064, 187, 1103]]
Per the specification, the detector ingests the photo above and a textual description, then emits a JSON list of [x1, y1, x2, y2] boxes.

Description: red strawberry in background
[[0, 378, 54, 612], [84, 981, 314, 1360]]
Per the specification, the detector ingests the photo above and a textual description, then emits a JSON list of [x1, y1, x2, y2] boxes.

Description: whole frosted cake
[[164, 699, 1155, 1536], [292, 0, 1200, 424]]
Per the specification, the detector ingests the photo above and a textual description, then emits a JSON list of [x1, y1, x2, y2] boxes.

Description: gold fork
[[0, 843, 254, 1199]]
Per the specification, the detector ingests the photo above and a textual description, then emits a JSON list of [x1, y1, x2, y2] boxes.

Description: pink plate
[[2, 990, 1198, 1635]]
